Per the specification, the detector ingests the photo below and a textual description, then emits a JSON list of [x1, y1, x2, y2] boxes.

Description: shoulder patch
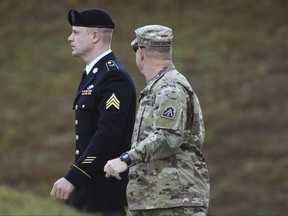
[[161, 106, 176, 119], [106, 60, 119, 71]]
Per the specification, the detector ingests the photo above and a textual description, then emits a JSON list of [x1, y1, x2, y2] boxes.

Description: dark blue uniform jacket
[[64, 52, 136, 212]]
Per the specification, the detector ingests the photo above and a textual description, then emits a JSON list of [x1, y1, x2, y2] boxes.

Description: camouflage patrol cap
[[131, 25, 173, 47]]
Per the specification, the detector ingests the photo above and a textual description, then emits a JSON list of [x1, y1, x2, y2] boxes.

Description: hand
[[104, 157, 128, 180], [50, 177, 75, 200]]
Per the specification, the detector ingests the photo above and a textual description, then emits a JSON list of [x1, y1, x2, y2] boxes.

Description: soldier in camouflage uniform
[[104, 25, 210, 216]]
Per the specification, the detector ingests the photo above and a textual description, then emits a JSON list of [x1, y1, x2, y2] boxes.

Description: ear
[[139, 48, 145, 60], [91, 31, 100, 43]]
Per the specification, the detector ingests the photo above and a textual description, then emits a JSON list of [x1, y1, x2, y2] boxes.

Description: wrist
[[120, 152, 132, 166]]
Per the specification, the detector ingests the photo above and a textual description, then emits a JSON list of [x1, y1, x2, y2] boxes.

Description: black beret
[[68, 8, 115, 29]]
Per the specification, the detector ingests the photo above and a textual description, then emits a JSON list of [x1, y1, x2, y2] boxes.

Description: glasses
[[132, 44, 146, 52]]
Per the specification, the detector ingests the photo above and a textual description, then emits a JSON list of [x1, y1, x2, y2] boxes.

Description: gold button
[[75, 150, 79, 155], [82, 104, 85, 108], [75, 105, 78, 110], [75, 120, 78, 125], [76, 135, 79, 140]]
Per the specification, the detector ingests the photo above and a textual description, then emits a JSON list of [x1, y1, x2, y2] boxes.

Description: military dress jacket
[[127, 63, 210, 210], [64, 52, 136, 212]]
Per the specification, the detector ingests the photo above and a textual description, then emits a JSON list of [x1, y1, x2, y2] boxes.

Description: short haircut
[[87, 27, 113, 45], [145, 46, 172, 60]]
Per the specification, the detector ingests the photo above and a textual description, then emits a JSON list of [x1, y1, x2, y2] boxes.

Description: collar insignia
[[93, 68, 98, 73]]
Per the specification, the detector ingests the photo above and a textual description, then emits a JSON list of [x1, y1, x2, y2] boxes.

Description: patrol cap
[[68, 8, 115, 28], [131, 25, 173, 47]]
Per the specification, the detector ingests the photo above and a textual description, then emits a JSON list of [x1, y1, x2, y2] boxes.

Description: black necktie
[[78, 70, 87, 91], [81, 70, 87, 81]]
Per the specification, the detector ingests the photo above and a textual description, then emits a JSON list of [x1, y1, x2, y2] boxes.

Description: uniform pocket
[[77, 95, 97, 110]]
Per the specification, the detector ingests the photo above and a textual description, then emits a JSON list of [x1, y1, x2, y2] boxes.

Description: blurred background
[[0, 0, 287, 215]]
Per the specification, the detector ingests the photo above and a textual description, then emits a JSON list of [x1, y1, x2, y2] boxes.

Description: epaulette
[[105, 60, 119, 71]]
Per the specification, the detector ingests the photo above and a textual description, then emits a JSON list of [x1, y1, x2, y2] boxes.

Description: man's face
[[135, 46, 146, 76], [68, 26, 93, 58]]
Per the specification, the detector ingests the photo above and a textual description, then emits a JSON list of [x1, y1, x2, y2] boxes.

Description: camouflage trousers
[[128, 206, 207, 216]]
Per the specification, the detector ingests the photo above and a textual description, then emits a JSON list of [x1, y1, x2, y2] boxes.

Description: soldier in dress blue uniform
[[50, 8, 136, 215]]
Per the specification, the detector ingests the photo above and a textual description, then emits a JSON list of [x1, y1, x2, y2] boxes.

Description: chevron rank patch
[[161, 106, 176, 119], [106, 93, 120, 110]]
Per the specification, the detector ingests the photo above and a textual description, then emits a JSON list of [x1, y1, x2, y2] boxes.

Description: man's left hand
[[104, 158, 128, 180]]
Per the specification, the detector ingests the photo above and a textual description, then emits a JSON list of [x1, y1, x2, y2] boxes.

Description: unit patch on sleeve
[[161, 107, 176, 119], [106, 93, 120, 110]]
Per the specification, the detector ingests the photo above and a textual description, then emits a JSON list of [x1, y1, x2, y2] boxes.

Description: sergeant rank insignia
[[106, 93, 120, 110], [161, 107, 176, 119]]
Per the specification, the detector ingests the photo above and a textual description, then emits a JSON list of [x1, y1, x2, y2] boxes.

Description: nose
[[68, 33, 73, 42]]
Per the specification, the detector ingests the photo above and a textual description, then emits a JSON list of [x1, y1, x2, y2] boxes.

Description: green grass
[[0, 185, 89, 215], [0, 0, 287, 215]]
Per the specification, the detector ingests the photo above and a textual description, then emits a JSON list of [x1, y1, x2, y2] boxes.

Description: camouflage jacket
[[127, 63, 210, 210]]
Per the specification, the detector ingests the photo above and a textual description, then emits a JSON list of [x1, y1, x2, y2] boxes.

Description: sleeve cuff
[[64, 164, 91, 187]]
